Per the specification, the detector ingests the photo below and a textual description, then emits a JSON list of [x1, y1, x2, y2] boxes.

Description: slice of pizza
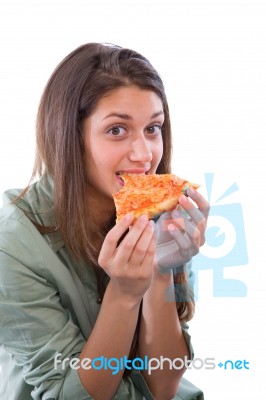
[[112, 173, 199, 222]]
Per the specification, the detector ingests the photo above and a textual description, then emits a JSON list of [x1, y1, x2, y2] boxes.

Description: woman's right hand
[[98, 214, 156, 302]]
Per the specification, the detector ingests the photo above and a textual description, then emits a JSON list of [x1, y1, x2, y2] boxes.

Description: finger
[[179, 195, 204, 223], [178, 195, 207, 242], [170, 210, 201, 247], [168, 224, 198, 257], [154, 211, 171, 233], [114, 215, 150, 266], [98, 213, 134, 267], [161, 210, 200, 244], [140, 232, 156, 270], [154, 211, 174, 242], [186, 187, 210, 220], [129, 220, 155, 266]]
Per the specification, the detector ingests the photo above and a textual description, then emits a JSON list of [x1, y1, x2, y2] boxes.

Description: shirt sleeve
[[0, 249, 93, 400], [0, 212, 93, 399], [128, 319, 194, 400], [0, 214, 142, 400]]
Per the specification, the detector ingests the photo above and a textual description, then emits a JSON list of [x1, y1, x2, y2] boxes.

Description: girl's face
[[83, 85, 164, 203]]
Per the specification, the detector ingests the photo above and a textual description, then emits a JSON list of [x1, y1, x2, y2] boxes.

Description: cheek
[[84, 138, 101, 176], [86, 140, 119, 174], [153, 139, 164, 165], [85, 133, 103, 164]]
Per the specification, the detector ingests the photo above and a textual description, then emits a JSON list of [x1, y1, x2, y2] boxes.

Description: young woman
[[0, 43, 209, 400]]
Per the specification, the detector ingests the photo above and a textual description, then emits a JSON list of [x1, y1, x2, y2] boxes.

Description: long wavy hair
[[25, 43, 194, 371]]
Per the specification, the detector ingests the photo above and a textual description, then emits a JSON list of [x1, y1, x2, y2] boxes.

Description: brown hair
[[28, 43, 194, 369]]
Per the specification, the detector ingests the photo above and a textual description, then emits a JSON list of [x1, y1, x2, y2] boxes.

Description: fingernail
[[124, 213, 133, 222], [168, 223, 176, 231], [179, 195, 188, 203], [139, 214, 148, 223]]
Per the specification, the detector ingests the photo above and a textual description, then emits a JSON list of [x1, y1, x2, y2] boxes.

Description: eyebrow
[[102, 110, 164, 121]]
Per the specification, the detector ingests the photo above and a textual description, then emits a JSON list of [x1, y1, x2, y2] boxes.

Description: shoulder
[[0, 203, 49, 279], [0, 184, 40, 237], [0, 199, 35, 248], [0, 175, 58, 256], [0, 180, 55, 281]]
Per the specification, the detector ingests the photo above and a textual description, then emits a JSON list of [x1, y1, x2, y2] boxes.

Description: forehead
[[92, 85, 163, 116]]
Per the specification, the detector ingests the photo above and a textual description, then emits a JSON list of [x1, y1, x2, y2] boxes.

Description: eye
[[146, 124, 162, 135], [106, 125, 127, 136]]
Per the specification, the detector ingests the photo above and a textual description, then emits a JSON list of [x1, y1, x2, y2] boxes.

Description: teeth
[[125, 172, 146, 176], [116, 171, 148, 176]]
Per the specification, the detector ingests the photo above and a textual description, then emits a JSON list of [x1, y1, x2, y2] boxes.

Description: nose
[[128, 134, 152, 162]]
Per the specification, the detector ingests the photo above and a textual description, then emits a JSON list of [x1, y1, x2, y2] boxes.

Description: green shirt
[[0, 174, 199, 400]]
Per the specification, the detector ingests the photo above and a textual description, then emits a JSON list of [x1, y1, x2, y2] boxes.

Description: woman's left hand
[[154, 187, 210, 272]]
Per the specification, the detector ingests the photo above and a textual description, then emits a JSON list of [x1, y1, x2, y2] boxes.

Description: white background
[[0, 1, 265, 399]]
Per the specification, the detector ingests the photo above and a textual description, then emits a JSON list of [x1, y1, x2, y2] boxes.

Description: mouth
[[115, 170, 150, 186]]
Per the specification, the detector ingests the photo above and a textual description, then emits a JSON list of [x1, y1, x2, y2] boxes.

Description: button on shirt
[[0, 174, 194, 400]]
